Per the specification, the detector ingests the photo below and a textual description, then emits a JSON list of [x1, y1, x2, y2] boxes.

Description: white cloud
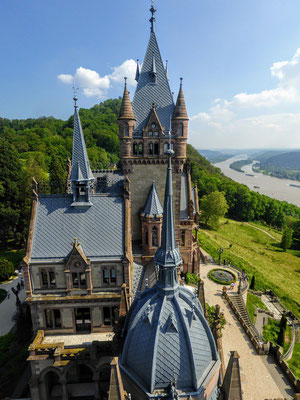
[[190, 48, 300, 148], [57, 59, 137, 98]]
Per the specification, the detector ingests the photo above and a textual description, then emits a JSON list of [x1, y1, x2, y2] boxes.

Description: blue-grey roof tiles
[[132, 32, 174, 134], [30, 194, 124, 261], [142, 181, 163, 217], [70, 107, 94, 182]]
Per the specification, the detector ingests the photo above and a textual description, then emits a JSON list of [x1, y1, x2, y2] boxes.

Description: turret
[[172, 78, 189, 159], [118, 78, 136, 163], [70, 93, 94, 206]]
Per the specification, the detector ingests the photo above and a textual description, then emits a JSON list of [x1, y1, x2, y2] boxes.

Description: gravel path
[[200, 263, 294, 399], [244, 222, 280, 242]]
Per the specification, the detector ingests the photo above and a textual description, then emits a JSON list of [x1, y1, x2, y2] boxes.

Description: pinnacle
[[119, 84, 135, 120]]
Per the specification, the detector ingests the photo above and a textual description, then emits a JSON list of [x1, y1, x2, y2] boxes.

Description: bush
[[0, 258, 14, 282], [250, 275, 256, 290], [185, 272, 200, 285]]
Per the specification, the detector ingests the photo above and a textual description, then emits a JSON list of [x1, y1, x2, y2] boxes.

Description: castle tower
[[119, 4, 189, 246]]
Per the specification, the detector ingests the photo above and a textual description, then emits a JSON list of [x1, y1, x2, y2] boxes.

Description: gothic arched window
[[123, 123, 129, 136], [179, 123, 183, 137], [138, 143, 143, 155], [110, 268, 116, 284], [154, 142, 159, 155], [152, 226, 158, 247], [133, 142, 138, 155], [149, 143, 153, 155]]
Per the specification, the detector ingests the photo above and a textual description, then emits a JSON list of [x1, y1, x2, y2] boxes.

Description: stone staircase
[[228, 293, 262, 342]]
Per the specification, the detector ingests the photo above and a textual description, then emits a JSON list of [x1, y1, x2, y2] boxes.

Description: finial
[[135, 60, 141, 82], [73, 85, 79, 108], [165, 60, 169, 80], [180, 77, 183, 89], [149, 0, 156, 33], [124, 77, 127, 88]]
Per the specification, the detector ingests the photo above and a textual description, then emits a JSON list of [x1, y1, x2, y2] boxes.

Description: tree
[[199, 191, 229, 228], [250, 275, 256, 290], [277, 314, 287, 347], [280, 227, 293, 251], [49, 156, 66, 194], [0, 258, 15, 282]]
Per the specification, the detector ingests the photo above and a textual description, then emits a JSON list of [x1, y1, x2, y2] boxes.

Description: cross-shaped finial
[[149, 0, 156, 32]]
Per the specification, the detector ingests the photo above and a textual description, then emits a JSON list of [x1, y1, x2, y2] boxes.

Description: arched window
[[149, 130, 153, 137], [149, 143, 153, 155], [123, 123, 129, 136], [154, 142, 159, 155], [145, 230, 149, 246], [133, 142, 138, 155], [138, 143, 143, 155], [154, 131, 159, 137], [102, 268, 109, 284], [152, 226, 158, 247], [179, 123, 183, 137]]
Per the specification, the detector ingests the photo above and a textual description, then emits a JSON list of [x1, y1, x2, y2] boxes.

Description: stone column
[[86, 263, 93, 294]]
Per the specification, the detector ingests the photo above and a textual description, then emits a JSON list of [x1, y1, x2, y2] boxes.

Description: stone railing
[[222, 290, 269, 355], [269, 343, 300, 393]]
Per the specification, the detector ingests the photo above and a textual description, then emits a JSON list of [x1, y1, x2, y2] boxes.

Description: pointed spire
[[149, 1, 156, 33], [135, 59, 141, 82], [70, 94, 94, 183], [142, 181, 163, 217], [165, 60, 169, 80], [173, 78, 189, 120], [119, 77, 135, 120], [155, 149, 182, 289]]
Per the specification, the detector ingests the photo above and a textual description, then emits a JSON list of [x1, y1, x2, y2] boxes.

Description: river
[[214, 155, 300, 207]]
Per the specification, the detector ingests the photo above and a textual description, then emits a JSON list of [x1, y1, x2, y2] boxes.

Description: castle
[[21, 5, 235, 400]]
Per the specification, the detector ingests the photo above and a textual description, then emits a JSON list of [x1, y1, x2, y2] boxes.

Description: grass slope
[[246, 292, 267, 323], [198, 218, 300, 318]]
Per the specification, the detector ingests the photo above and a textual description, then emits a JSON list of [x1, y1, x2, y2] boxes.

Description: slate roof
[[132, 31, 174, 135], [142, 181, 163, 217], [180, 172, 189, 220], [70, 107, 94, 182], [120, 286, 219, 394], [30, 194, 124, 261]]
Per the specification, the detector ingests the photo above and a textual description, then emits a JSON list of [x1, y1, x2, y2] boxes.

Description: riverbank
[[215, 155, 300, 207]]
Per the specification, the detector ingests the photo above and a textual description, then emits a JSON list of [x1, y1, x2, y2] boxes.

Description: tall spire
[[119, 77, 135, 120], [150, 1, 156, 33], [70, 92, 94, 206], [173, 78, 188, 120], [155, 148, 182, 290]]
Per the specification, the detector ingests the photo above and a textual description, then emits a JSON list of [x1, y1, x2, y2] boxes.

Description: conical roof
[[173, 80, 188, 120], [132, 31, 174, 134], [70, 105, 94, 182], [119, 81, 135, 120], [142, 181, 163, 217]]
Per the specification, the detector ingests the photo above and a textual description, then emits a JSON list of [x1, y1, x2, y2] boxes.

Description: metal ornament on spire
[[150, 0, 156, 33], [73, 85, 79, 108]]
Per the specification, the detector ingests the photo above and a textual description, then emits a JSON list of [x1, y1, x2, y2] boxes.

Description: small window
[[41, 270, 48, 287], [152, 226, 158, 247], [138, 143, 143, 155], [110, 269, 116, 284], [179, 123, 183, 137], [133, 143, 138, 155], [124, 123, 129, 136], [72, 273, 79, 288], [151, 123, 156, 129], [145, 230, 149, 246], [45, 309, 61, 329], [103, 307, 112, 326], [154, 143, 159, 155], [154, 131, 159, 137], [80, 273, 86, 287], [149, 130, 153, 137], [149, 143, 153, 155], [49, 271, 56, 287], [181, 230, 186, 246], [103, 269, 109, 284]]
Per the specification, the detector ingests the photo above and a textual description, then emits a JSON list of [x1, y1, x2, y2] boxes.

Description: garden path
[[0, 272, 26, 336], [200, 263, 295, 400]]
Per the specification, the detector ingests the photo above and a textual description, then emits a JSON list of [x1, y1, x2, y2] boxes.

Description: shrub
[[250, 275, 256, 290], [185, 272, 200, 285], [0, 258, 14, 282]]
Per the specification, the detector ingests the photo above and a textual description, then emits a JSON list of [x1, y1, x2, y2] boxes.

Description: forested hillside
[[0, 99, 300, 249], [254, 150, 300, 181]]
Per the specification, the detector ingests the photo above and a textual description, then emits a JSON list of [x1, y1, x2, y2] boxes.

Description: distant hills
[[253, 150, 300, 181], [197, 150, 233, 163]]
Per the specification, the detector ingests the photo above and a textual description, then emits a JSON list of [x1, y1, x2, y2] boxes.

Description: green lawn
[[0, 248, 24, 268], [0, 289, 7, 304], [198, 218, 300, 318], [288, 342, 300, 379], [246, 292, 267, 323]]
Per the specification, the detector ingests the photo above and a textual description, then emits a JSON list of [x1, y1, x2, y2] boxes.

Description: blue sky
[[1, 0, 300, 148]]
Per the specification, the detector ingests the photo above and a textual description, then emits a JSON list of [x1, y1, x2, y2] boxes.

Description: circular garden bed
[[209, 268, 236, 285]]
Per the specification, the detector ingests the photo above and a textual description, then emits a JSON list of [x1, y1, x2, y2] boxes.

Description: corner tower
[[119, 4, 190, 246]]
